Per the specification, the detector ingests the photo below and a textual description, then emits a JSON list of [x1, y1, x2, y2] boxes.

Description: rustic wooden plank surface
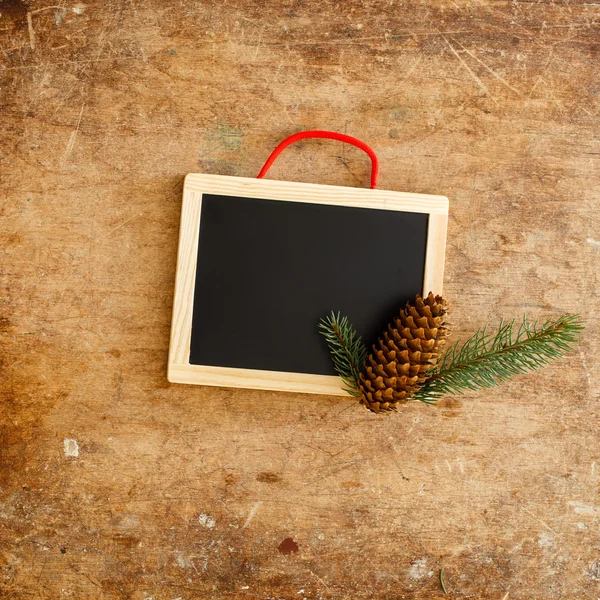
[[1, 1, 599, 598]]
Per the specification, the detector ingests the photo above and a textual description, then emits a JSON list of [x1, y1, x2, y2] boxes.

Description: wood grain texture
[[0, 1, 599, 599], [168, 174, 447, 393]]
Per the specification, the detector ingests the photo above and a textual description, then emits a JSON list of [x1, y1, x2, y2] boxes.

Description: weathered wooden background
[[1, 0, 599, 598]]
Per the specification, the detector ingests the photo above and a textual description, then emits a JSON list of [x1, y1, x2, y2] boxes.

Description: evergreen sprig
[[413, 313, 584, 403], [318, 312, 368, 397]]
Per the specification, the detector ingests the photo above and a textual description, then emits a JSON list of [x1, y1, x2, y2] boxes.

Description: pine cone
[[358, 292, 448, 413]]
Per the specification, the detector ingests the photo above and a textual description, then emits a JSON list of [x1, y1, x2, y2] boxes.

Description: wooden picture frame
[[168, 173, 449, 396]]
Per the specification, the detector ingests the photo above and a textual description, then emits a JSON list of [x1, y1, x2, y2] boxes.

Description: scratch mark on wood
[[404, 55, 423, 80], [283, 104, 298, 125], [62, 103, 85, 162], [84, 573, 104, 589], [522, 508, 558, 535], [2, 57, 139, 71], [309, 569, 330, 588], [275, 31, 468, 47], [26, 12, 36, 51], [452, 39, 522, 96], [254, 27, 264, 58], [30, 6, 68, 15], [443, 36, 499, 106], [103, 212, 143, 238], [241, 501, 263, 529]]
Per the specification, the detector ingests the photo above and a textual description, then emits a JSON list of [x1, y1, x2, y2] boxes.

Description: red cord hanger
[[257, 130, 379, 189]]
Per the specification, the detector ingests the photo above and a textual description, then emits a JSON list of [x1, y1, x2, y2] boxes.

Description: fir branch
[[413, 313, 584, 403], [318, 312, 368, 397]]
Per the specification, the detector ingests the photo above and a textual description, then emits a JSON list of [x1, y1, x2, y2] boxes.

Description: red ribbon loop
[[257, 130, 379, 189]]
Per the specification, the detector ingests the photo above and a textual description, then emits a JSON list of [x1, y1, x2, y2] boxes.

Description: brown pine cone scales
[[358, 292, 448, 413]]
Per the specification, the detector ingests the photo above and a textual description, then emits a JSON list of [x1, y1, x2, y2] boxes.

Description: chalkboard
[[168, 174, 448, 396]]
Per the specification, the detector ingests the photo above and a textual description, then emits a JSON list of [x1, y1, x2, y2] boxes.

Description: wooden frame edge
[[168, 188, 202, 366], [422, 212, 448, 296], [184, 173, 449, 215], [168, 363, 349, 396]]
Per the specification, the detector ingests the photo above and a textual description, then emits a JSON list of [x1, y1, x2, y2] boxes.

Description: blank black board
[[190, 194, 429, 376]]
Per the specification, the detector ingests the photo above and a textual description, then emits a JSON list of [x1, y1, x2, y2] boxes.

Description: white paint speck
[[63, 439, 79, 457], [569, 501, 600, 515], [580, 352, 591, 387], [407, 557, 429, 580], [317, 533, 325, 540], [117, 514, 140, 529], [198, 513, 216, 528], [587, 238, 600, 246], [588, 559, 600, 581], [72, 3, 86, 15], [538, 532, 555, 550]]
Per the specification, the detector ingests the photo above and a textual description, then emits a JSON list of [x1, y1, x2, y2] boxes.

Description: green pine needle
[[439, 569, 447, 594], [318, 312, 368, 397], [413, 313, 584, 403]]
